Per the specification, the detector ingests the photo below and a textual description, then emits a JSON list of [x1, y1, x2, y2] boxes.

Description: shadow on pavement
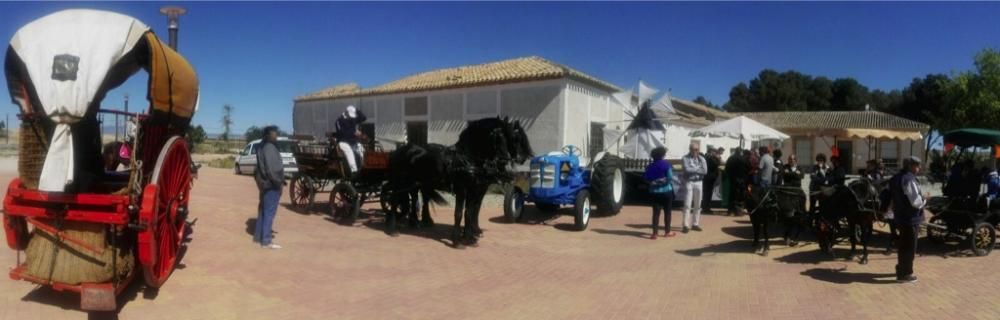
[[360, 213, 455, 247], [800, 267, 897, 284], [280, 203, 323, 216], [720, 225, 755, 240], [591, 228, 648, 239], [675, 239, 756, 257]]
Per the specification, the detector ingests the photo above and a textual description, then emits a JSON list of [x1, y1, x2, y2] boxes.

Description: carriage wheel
[[330, 183, 361, 221], [970, 222, 996, 257], [139, 136, 191, 288], [289, 175, 315, 211]]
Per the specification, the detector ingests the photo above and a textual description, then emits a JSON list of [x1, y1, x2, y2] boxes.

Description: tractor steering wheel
[[562, 145, 580, 157]]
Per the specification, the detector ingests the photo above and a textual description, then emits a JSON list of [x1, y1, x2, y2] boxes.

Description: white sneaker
[[262, 243, 282, 249]]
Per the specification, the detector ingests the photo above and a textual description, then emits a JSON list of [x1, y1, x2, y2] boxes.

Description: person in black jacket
[[780, 154, 804, 187], [254, 126, 285, 249], [702, 146, 722, 214], [809, 153, 830, 213], [828, 156, 848, 187], [335, 105, 368, 175], [725, 148, 750, 216]]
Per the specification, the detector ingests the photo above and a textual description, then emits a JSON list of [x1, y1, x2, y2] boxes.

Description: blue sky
[[1, 2, 998, 134]]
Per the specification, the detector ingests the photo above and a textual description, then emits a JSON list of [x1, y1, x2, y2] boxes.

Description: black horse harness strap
[[845, 182, 879, 214]]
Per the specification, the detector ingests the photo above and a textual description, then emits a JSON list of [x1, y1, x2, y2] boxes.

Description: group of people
[[643, 142, 810, 240], [642, 141, 934, 284]]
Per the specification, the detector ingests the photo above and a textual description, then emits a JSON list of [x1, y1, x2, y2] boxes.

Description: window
[[406, 121, 428, 145], [249, 143, 259, 155], [405, 96, 429, 116], [242, 144, 252, 156], [466, 91, 498, 115], [880, 140, 899, 168], [794, 138, 812, 168], [590, 122, 605, 158]]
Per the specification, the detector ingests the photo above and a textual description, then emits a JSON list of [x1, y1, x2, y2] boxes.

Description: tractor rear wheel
[[591, 155, 625, 215], [573, 189, 592, 231]]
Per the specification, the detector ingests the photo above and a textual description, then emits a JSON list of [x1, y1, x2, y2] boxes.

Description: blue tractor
[[503, 145, 625, 231]]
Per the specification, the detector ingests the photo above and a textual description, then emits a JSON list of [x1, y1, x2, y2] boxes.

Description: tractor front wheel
[[573, 189, 592, 231], [503, 187, 525, 223]]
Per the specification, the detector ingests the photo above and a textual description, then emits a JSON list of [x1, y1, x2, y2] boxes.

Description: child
[[645, 147, 676, 239]]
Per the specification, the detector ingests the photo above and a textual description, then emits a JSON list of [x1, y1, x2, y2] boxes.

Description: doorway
[[836, 140, 853, 173]]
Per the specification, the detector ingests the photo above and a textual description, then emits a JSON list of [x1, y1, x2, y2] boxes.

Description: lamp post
[[159, 6, 187, 51]]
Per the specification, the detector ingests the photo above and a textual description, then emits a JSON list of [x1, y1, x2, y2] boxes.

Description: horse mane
[[455, 117, 510, 160]]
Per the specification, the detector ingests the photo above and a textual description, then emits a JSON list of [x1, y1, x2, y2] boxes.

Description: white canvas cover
[[689, 116, 790, 141], [622, 128, 665, 159], [9, 10, 150, 191], [638, 80, 658, 105]]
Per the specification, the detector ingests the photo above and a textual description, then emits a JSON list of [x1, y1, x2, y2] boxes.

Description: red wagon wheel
[[289, 175, 314, 211], [138, 136, 192, 288]]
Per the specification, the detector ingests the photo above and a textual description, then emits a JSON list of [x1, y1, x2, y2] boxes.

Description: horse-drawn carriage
[[924, 128, 1000, 256], [288, 135, 391, 220], [2, 10, 199, 310]]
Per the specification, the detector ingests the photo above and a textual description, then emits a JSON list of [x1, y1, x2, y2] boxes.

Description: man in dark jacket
[[254, 126, 285, 249], [335, 105, 368, 175], [888, 156, 927, 283], [725, 149, 750, 216], [702, 146, 722, 214], [809, 153, 830, 213], [828, 156, 848, 187]]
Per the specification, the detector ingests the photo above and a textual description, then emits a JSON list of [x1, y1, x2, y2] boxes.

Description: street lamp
[[159, 6, 187, 51]]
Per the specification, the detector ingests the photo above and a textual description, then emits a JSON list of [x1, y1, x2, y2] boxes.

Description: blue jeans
[[255, 188, 281, 245]]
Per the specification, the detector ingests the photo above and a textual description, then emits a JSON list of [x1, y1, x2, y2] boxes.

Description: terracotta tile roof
[[295, 56, 621, 101], [295, 83, 361, 101], [740, 111, 929, 131]]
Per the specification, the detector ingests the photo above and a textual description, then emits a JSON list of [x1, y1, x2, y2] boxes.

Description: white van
[[234, 137, 298, 177]]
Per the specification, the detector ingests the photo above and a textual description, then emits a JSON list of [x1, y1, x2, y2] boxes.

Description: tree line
[[718, 48, 1000, 148]]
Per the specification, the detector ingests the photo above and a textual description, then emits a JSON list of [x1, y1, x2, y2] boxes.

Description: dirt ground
[[0, 161, 998, 320]]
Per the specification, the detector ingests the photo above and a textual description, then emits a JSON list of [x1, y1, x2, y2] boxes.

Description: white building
[[293, 56, 632, 161]]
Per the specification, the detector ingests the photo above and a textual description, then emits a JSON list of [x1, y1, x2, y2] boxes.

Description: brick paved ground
[[1, 165, 998, 320]]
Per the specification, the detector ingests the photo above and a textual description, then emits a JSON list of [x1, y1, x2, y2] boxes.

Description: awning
[[775, 128, 924, 141]]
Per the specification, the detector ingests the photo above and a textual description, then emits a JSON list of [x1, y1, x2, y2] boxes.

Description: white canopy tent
[[689, 116, 789, 146]]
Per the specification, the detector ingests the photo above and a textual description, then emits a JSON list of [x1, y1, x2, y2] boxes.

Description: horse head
[[508, 120, 533, 164], [848, 178, 880, 211]]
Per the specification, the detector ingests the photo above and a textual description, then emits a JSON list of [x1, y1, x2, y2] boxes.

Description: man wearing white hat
[[335, 105, 368, 175]]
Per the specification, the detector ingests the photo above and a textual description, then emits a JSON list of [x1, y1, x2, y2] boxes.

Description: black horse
[[746, 185, 808, 256], [385, 117, 533, 247], [813, 178, 880, 264]]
